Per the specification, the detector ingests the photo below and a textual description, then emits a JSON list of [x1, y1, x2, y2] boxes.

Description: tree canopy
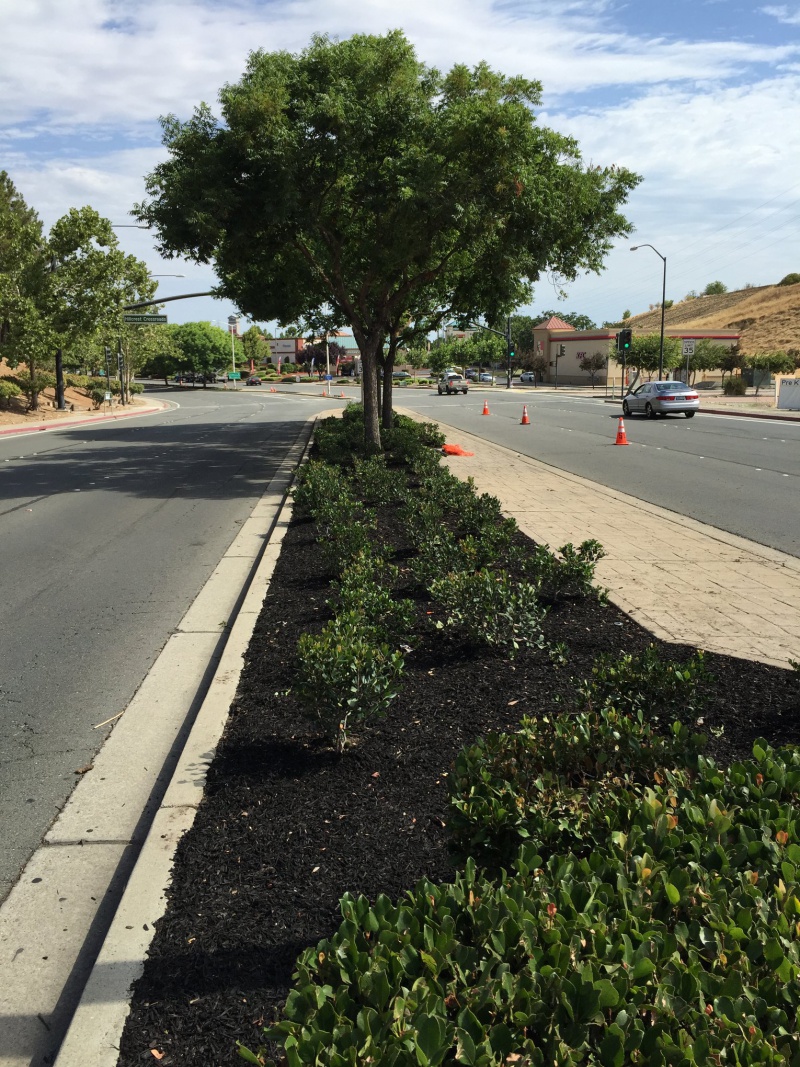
[[136, 30, 640, 449], [1, 172, 156, 408]]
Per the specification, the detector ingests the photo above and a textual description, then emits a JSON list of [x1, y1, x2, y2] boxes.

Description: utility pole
[[505, 316, 514, 390]]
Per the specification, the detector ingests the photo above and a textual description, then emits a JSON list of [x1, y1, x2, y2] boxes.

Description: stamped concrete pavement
[[424, 415, 800, 669]]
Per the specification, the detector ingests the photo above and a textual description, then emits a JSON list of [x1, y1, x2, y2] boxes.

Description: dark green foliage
[[511, 538, 606, 601], [292, 459, 352, 515], [778, 273, 800, 287], [314, 413, 369, 466], [724, 376, 748, 396], [430, 569, 547, 659], [251, 739, 800, 1066], [392, 413, 445, 449], [577, 644, 710, 719], [313, 496, 377, 575], [448, 707, 707, 869], [330, 552, 415, 645], [295, 612, 404, 752], [351, 455, 408, 505]]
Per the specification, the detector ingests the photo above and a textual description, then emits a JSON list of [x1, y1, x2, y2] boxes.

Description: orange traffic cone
[[482, 399, 490, 415], [614, 416, 629, 445], [520, 405, 530, 425], [340, 390, 346, 398]]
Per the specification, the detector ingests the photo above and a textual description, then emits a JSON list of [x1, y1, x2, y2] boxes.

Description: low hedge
[[246, 738, 800, 1066]]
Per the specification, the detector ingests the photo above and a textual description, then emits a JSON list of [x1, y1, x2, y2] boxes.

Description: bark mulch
[[117, 493, 800, 1067]]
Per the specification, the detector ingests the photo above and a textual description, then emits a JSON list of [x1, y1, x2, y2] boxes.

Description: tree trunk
[[28, 355, 38, 412], [381, 337, 398, 430], [352, 329, 383, 453]]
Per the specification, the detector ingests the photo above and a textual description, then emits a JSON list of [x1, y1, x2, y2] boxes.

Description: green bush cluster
[[250, 715, 800, 1066], [510, 538, 606, 602], [0, 380, 22, 406], [295, 611, 404, 753], [431, 569, 547, 659], [723, 376, 748, 396], [245, 411, 800, 1065], [255, 743, 800, 1066]]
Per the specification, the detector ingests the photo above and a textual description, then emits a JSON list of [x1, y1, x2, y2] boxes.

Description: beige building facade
[[531, 316, 741, 387]]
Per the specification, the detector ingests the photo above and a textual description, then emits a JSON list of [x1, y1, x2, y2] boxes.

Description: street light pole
[[631, 244, 667, 381]]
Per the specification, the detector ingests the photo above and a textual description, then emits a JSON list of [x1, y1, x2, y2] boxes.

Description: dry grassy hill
[[620, 282, 800, 355]]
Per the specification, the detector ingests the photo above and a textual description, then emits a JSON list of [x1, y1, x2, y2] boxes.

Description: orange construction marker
[[520, 405, 530, 425], [615, 416, 629, 445]]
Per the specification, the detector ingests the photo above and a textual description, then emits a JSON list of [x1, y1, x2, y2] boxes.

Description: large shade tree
[[1, 174, 154, 409], [135, 31, 640, 451]]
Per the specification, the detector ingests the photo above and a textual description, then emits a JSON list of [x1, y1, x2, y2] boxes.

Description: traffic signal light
[[509, 346, 515, 360], [618, 329, 632, 353], [558, 344, 566, 358]]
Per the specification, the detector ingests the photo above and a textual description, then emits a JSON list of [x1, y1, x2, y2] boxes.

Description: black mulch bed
[[118, 489, 800, 1066]]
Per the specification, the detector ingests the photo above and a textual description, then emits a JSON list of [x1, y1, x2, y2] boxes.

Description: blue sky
[[2, 0, 799, 331]]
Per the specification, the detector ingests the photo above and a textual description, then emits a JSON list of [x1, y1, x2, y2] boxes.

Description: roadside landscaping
[[117, 407, 800, 1067]]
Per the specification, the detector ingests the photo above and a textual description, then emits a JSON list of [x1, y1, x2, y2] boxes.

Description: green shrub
[[250, 740, 800, 1067], [401, 496, 445, 547], [392, 413, 445, 449], [294, 613, 404, 752], [778, 272, 800, 287], [723, 375, 748, 396], [314, 497, 377, 575], [408, 529, 478, 589], [448, 707, 707, 870], [292, 460, 352, 515], [351, 455, 408, 505], [128, 382, 144, 395], [512, 538, 606, 601], [430, 569, 547, 659], [0, 380, 22, 406], [88, 387, 107, 409], [577, 644, 710, 719], [65, 374, 91, 390], [330, 552, 415, 644], [314, 414, 368, 466]]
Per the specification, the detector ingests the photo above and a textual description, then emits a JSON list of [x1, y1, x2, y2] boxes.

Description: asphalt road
[[393, 387, 800, 558], [0, 386, 330, 901]]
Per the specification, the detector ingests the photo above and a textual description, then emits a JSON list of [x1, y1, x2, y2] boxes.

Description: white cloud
[[3, 0, 800, 326], [762, 5, 800, 26]]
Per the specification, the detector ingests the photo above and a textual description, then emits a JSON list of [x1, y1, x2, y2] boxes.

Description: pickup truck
[[437, 373, 469, 395]]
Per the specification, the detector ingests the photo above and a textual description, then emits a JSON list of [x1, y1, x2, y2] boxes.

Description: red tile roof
[[534, 316, 573, 330]]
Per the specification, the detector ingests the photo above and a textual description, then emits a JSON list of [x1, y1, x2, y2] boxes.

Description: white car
[[519, 371, 537, 383], [437, 373, 469, 395], [623, 381, 700, 419]]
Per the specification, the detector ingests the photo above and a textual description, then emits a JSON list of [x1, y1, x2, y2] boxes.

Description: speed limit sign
[[682, 339, 695, 356]]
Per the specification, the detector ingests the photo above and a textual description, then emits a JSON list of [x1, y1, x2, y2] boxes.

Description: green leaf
[[236, 1043, 263, 1064], [631, 957, 656, 982], [454, 1027, 477, 1065], [595, 979, 619, 1010], [664, 882, 681, 905], [415, 1015, 447, 1067], [599, 1029, 625, 1067]]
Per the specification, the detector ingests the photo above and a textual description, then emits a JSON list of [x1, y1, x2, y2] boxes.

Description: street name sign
[[123, 314, 168, 324]]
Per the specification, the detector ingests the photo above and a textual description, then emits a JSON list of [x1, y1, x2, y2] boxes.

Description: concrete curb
[[47, 419, 315, 1067], [0, 401, 170, 438]]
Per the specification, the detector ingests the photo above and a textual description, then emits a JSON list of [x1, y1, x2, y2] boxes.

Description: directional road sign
[[123, 314, 168, 324]]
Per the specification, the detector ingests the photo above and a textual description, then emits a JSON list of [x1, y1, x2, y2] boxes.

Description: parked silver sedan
[[622, 381, 700, 419]]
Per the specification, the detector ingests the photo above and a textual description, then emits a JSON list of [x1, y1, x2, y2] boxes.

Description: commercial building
[[531, 316, 741, 387]]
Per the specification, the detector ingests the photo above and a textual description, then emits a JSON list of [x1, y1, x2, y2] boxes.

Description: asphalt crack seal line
[[0, 417, 314, 1067]]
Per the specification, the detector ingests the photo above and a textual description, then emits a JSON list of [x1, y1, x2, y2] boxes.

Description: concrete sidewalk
[[428, 416, 800, 669]]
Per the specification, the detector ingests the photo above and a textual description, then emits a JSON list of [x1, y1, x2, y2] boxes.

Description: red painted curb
[[0, 405, 165, 438]]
